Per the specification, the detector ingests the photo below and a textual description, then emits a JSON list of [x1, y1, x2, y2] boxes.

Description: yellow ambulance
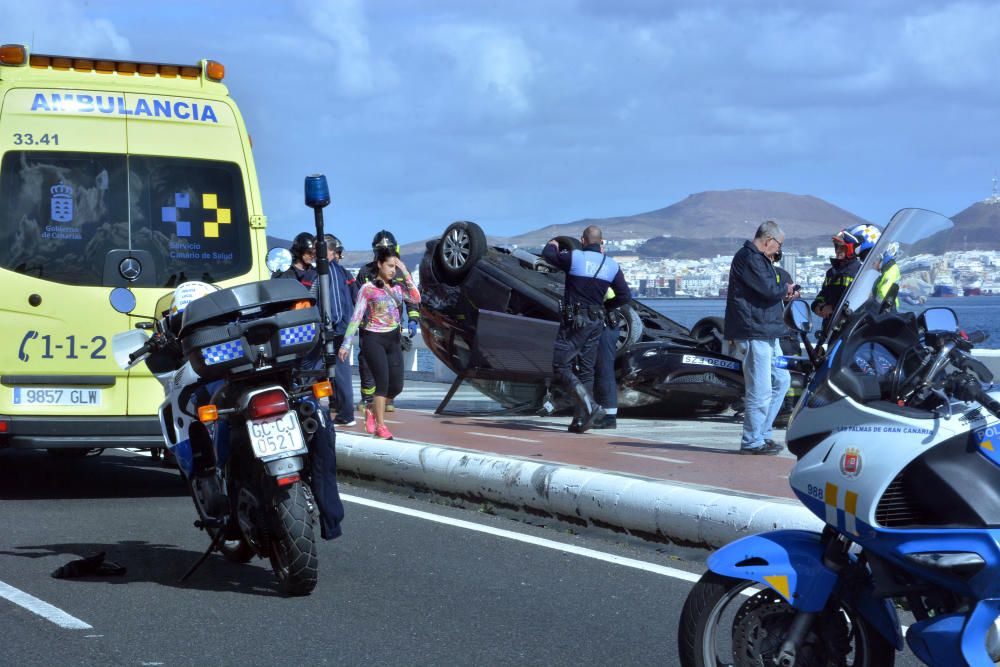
[[0, 44, 270, 454]]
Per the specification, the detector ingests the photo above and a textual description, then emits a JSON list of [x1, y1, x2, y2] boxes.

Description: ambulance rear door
[[0, 88, 132, 421], [122, 92, 257, 417]]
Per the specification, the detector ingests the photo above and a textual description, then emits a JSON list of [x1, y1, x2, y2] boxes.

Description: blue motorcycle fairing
[[706, 530, 838, 613], [906, 600, 1000, 667], [173, 438, 194, 477], [962, 598, 1000, 667], [906, 598, 1000, 666]]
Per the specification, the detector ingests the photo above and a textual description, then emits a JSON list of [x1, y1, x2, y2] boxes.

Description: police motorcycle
[[678, 208, 1000, 666], [112, 277, 330, 595]]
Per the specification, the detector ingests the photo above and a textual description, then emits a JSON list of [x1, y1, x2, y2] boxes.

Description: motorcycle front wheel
[[268, 480, 318, 596], [678, 571, 894, 667]]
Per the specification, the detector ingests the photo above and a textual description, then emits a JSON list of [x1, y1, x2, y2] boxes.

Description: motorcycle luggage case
[[178, 280, 320, 379]]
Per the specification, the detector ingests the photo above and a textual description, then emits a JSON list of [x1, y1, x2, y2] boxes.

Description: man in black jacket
[[724, 220, 797, 455]]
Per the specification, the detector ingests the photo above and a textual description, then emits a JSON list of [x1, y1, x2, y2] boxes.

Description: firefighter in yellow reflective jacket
[[873, 242, 901, 309]]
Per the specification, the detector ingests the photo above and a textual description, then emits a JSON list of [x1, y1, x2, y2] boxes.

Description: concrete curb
[[336, 432, 823, 550]]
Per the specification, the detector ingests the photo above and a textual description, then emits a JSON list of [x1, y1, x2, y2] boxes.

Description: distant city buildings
[[609, 246, 1000, 299]]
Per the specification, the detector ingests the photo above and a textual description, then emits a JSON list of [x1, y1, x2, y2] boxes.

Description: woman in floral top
[[338, 248, 420, 439]]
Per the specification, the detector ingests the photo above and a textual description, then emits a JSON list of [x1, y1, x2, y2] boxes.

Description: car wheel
[[612, 304, 643, 355], [690, 316, 725, 354], [435, 221, 487, 285], [552, 235, 581, 252]]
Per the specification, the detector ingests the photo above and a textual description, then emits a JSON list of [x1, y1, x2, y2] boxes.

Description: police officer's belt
[[562, 303, 605, 321]]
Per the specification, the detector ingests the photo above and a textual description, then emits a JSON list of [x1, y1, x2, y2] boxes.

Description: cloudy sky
[[8, 0, 1000, 249]]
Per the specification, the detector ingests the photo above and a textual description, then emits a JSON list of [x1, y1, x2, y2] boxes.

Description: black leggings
[[360, 328, 403, 399]]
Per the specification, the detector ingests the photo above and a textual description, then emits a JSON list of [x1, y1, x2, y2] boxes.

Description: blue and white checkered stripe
[[279, 323, 317, 347], [201, 340, 246, 366]]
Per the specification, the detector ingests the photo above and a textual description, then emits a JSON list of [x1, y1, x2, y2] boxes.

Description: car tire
[[613, 304, 643, 355], [435, 221, 487, 285], [552, 235, 581, 252], [690, 316, 725, 354]]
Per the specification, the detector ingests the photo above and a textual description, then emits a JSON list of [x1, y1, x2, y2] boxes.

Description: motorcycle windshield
[[828, 208, 956, 332]]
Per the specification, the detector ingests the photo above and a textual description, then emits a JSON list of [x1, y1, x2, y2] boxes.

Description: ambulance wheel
[[690, 317, 725, 354], [435, 221, 487, 285]]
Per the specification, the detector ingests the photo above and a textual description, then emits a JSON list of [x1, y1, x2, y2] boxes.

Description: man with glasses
[[724, 220, 797, 455]]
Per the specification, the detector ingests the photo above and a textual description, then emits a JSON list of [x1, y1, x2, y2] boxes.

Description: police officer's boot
[[569, 380, 605, 434], [568, 404, 584, 433]]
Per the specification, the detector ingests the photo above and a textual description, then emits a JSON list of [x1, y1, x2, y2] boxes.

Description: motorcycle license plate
[[246, 411, 306, 458]]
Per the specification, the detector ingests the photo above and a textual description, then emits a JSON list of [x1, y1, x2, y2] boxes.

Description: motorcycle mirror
[[920, 307, 958, 333], [109, 287, 136, 314], [265, 247, 293, 275], [112, 329, 150, 370], [784, 299, 811, 333]]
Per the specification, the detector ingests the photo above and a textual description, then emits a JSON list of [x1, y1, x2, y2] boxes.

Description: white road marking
[[615, 452, 690, 465], [0, 581, 92, 629], [464, 431, 542, 444], [341, 494, 701, 583]]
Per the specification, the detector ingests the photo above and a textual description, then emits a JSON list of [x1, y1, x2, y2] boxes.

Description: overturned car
[[418, 221, 803, 417]]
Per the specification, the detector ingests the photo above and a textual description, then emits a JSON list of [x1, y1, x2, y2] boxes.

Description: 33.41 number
[[13, 133, 59, 146]]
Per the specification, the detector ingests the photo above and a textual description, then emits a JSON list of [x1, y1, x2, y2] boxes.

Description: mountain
[[948, 200, 1000, 250], [496, 189, 869, 258]]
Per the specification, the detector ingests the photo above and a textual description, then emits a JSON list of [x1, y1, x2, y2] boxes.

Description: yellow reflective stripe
[[844, 491, 858, 515], [825, 483, 838, 506], [764, 575, 791, 601]]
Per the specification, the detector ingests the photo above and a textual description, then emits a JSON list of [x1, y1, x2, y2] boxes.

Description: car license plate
[[246, 411, 306, 458], [12, 387, 102, 407]]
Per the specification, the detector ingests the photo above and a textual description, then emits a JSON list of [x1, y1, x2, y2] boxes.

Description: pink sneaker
[[374, 425, 394, 440], [364, 406, 376, 435]]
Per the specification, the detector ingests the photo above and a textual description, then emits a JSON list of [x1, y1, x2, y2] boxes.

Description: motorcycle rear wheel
[[268, 480, 318, 596], [678, 571, 894, 667]]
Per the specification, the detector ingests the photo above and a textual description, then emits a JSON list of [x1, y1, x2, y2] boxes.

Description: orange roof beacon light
[[0, 44, 27, 66], [205, 60, 225, 81]]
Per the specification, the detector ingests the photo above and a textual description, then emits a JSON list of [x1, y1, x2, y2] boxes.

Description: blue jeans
[[739, 339, 791, 450]]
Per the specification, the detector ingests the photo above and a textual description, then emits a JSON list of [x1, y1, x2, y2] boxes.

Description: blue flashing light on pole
[[304, 174, 330, 209]]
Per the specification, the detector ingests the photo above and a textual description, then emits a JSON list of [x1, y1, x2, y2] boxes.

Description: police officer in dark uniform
[[543, 225, 631, 433], [276, 232, 318, 287], [354, 230, 420, 413]]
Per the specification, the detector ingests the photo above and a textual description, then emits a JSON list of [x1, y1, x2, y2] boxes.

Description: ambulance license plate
[[246, 411, 306, 458], [12, 387, 102, 407]]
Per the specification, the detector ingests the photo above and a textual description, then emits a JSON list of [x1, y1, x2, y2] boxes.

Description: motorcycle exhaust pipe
[[298, 401, 317, 418], [301, 416, 319, 435]]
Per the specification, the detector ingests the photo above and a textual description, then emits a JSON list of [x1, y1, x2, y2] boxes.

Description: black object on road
[[51, 551, 126, 579]]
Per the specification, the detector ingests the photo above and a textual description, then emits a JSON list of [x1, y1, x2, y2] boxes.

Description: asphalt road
[[0, 448, 921, 666]]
